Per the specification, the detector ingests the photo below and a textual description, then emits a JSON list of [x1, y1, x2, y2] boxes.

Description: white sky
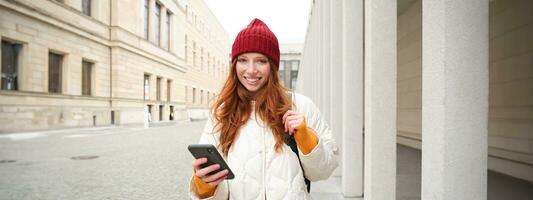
[[204, 0, 312, 44]]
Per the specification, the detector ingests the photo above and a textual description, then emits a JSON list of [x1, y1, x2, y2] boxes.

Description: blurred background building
[[0, 0, 230, 133], [278, 43, 302, 91]]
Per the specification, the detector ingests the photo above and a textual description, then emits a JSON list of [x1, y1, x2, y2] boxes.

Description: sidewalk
[[0, 123, 360, 199], [310, 176, 362, 200], [4, 124, 530, 199], [312, 144, 533, 200]]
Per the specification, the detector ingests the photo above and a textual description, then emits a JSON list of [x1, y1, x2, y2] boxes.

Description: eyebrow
[[254, 56, 268, 60]]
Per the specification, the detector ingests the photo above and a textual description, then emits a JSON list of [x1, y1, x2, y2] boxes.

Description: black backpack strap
[[284, 91, 311, 192], [285, 134, 311, 192]]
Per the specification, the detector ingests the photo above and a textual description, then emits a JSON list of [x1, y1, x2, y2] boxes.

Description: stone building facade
[[0, 0, 229, 133], [182, 0, 229, 120]]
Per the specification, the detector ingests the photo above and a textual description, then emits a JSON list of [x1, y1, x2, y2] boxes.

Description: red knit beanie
[[231, 18, 280, 68]]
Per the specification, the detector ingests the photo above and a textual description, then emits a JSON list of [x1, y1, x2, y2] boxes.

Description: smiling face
[[235, 52, 272, 94]]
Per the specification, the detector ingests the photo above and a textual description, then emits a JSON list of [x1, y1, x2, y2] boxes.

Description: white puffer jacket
[[189, 93, 338, 200]]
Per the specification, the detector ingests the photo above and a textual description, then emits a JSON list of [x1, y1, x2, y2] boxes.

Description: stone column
[[421, 1, 488, 200], [315, 0, 322, 113], [312, 4, 319, 101], [364, 0, 397, 199], [321, 0, 331, 122], [316, 0, 323, 108], [342, 0, 364, 197], [330, 0, 343, 177]]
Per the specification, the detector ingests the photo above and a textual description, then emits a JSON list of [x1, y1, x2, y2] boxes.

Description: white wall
[[396, 0, 422, 148], [487, 0, 533, 182]]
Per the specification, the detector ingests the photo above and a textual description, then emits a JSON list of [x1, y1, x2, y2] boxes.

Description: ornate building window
[[1, 40, 21, 91], [48, 52, 63, 94], [82, 60, 93, 96]]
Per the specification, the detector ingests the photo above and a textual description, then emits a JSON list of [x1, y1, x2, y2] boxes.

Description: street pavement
[[0, 121, 356, 200], [0, 121, 204, 200], [3, 121, 531, 200]]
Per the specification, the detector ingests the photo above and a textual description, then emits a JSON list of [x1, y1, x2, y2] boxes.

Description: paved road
[[0, 121, 205, 200], [0, 121, 370, 200], [2, 121, 530, 200]]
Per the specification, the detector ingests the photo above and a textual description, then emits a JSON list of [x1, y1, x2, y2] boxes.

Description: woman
[[189, 18, 338, 200]]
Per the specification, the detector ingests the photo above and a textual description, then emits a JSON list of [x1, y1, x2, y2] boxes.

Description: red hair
[[211, 59, 291, 156]]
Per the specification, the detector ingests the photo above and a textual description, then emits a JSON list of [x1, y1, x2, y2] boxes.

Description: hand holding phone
[[189, 144, 235, 181]]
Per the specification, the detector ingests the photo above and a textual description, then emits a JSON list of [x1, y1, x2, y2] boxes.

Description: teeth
[[245, 77, 260, 81]]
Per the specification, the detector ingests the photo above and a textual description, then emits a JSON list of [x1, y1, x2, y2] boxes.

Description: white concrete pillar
[[342, 0, 364, 197], [309, 5, 321, 101], [330, 0, 343, 177], [316, 0, 323, 107], [322, 0, 331, 122], [316, 0, 323, 108], [313, 1, 322, 108], [421, 1, 488, 200], [364, 0, 397, 199], [302, 9, 311, 96]]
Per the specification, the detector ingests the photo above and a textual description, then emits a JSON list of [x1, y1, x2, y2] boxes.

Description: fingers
[[208, 174, 226, 186], [192, 157, 208, 171], [282, 110, 295, 123], [288, 118, 302, 131], [204, 169, 229, 184], [192, 157, 228, 186], [283, 111, 292, 132], [195, 163, 221, 178], [283, 111, 303, 133], [285, 115, 295, 132]]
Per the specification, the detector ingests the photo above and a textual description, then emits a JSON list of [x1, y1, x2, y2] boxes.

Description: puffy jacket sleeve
[[188, 114, 230, 200], [294, 94, 339, 181]]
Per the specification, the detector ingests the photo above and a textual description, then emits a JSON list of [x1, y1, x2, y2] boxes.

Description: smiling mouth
[[244, 77, 262, 85]]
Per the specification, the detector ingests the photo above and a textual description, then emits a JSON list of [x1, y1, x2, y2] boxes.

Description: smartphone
[[188, 144, 235, 179]]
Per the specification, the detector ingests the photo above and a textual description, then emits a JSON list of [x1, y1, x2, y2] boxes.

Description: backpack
[[284, 92, 311, 193]]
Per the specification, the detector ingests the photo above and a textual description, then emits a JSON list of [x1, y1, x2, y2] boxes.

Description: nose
[[245, 61, 258, 74]]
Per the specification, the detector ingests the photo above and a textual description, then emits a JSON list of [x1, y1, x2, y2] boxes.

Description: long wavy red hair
[[211, 59, 291, 156]]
